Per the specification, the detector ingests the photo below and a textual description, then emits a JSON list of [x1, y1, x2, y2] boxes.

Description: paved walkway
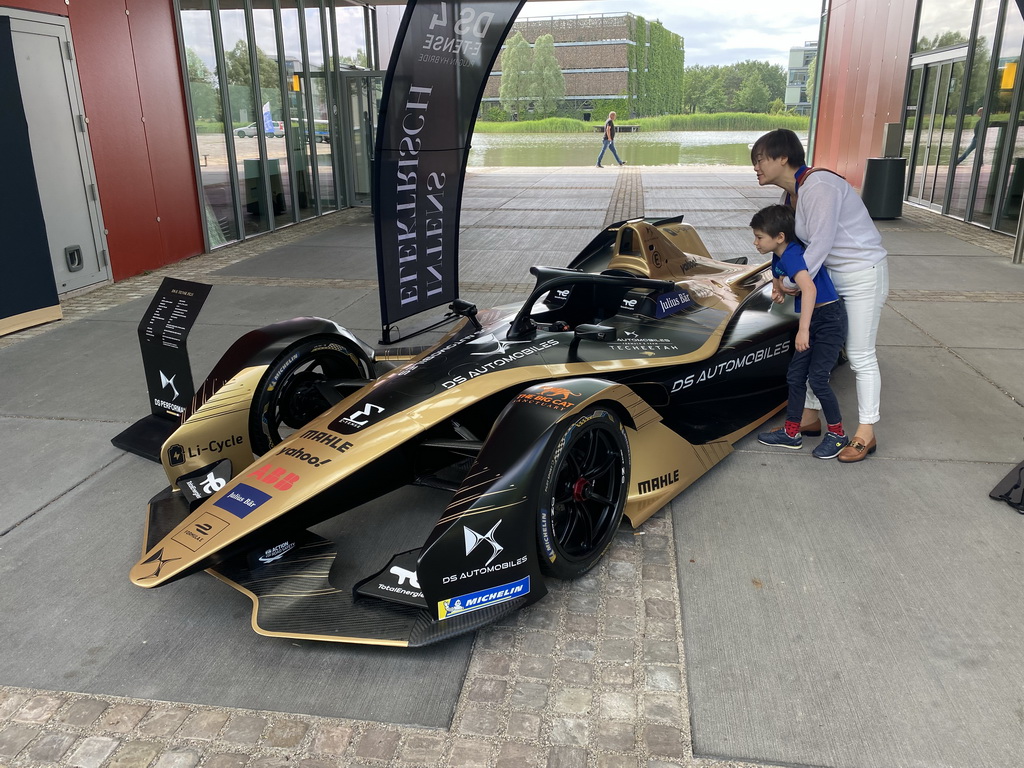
[[1, 166, 1022, 768]]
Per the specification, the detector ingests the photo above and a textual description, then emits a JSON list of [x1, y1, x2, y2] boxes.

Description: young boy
[[750, 204, 850, 459]]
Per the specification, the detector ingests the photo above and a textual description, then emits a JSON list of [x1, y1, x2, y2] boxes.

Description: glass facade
[[905, 0, 1024, 235], [178, 0, 375, 250]]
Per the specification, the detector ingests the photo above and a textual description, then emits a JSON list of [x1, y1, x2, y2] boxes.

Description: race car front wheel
[[250, 338, 370, 456], [537, 407, 629, 580]]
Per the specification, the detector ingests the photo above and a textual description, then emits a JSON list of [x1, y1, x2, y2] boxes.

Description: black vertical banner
[[374, 0, 526, 332]]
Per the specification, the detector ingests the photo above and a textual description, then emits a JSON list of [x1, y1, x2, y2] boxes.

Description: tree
[[531, 34, 565, 117], [185, 47, 221, 121], [735, 60, 786, 101], [736, 73, 771, 113], [499, 32, 532, 118], [699, 81, 727, 113], [681, 65, 718, 113], [186, 47, 215, 86], [805, 54, 817, 104], [916, 30, 970, 53], [223, 40, 279, 90], [335, 48, 368, 68], [719, 60, 785, 110], [681, 60, 785, 113]]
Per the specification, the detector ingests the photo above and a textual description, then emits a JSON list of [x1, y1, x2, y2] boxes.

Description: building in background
[[482, 13, 685, 119], [3, 0, 1024, 332], [785, 40, 817, 115]]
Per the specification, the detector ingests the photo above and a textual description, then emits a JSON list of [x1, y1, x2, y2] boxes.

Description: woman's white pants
[[804, 257, 889, 425]]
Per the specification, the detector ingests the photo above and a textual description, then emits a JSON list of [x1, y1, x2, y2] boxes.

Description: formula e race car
[[129, 216, 797, 646]]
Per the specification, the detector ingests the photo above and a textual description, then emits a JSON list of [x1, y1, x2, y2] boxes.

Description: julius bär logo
[[214, 483, 271, 519]]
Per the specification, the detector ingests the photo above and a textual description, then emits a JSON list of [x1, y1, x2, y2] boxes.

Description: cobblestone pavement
[[1, 516, 750, 768], [1, 167, 1018, 768]]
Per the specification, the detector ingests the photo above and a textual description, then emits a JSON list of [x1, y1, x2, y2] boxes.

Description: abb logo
[[246, 465, 299, 491]]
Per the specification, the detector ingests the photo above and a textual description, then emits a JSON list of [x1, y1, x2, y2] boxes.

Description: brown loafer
[[837, 436, 877, 463], [800, 418, 822, 436]]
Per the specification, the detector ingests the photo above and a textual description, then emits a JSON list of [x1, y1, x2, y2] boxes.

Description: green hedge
[[473, 112, 810, 133], [473, 117, 590, 134], [633, 113, 810, 131], [195, 121, 228, 134]]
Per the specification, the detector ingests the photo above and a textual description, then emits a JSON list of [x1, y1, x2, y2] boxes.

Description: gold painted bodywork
[[158, 366, 265, 489], [131, 218, 786, 644]]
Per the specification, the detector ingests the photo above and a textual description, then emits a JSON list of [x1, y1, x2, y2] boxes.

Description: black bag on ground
[[990, 460, 1024, 513]]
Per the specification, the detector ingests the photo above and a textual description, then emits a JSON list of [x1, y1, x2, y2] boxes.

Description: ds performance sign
[[374, 0, 526, 329], [137, 278, 211, 418]]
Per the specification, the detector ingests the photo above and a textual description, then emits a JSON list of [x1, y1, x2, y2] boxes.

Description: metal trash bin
[[861, 157, 906, 219]]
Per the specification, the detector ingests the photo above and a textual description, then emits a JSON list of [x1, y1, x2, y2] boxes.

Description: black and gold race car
[[130, 217, 796, 647]]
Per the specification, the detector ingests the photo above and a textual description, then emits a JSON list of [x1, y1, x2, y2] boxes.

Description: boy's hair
[[750, 128, 806, 167], [750, 204, 797, 244]]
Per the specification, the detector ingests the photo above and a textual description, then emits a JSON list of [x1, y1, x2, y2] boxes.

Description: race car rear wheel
[[537, 407, 629, 580], [250, 338, 370, 456]]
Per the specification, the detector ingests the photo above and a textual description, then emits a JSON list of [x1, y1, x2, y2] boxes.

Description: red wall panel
[[68, 2, 160, 281], [5, 0, 203, 282], [4, 0, 65, 15], [126, 0, 203, 274], [815, 0, 915, 188]]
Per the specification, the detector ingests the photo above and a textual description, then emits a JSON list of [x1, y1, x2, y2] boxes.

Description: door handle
[[65, 244, 84, 272]]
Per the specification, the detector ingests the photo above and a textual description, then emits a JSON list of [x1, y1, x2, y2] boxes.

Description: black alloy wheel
[[537, 407, 629, 579]]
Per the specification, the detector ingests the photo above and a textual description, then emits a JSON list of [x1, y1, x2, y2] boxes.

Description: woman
[[751, 128, 889, 463]]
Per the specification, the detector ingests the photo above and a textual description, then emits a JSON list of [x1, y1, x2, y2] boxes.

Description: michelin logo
[[438, 576, 530, 620]]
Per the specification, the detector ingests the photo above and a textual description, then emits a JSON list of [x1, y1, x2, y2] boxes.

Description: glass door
[[340, 72, 383, 206], [906, 59, 965, 209]]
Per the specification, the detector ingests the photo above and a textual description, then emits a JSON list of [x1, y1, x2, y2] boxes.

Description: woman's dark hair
[[750, 128, 805, 167], [749, 204, 797, 244]]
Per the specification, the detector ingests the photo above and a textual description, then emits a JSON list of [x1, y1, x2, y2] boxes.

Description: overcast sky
[[522, 0, 824, 68]]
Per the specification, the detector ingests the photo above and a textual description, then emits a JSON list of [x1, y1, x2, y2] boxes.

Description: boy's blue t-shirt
[[771, 241, 839, 313]]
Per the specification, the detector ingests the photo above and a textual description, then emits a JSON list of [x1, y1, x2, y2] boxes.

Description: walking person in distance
[[596, 111, 626, 168]]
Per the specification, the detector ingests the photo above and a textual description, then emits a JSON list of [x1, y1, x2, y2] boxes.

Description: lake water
[[466, 130, 792, 167]]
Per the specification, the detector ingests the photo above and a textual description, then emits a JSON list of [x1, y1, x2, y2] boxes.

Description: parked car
[[236, 121, 284, 138]]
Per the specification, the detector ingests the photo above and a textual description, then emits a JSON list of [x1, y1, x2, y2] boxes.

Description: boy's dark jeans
[[786, 300, 848, 426]]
